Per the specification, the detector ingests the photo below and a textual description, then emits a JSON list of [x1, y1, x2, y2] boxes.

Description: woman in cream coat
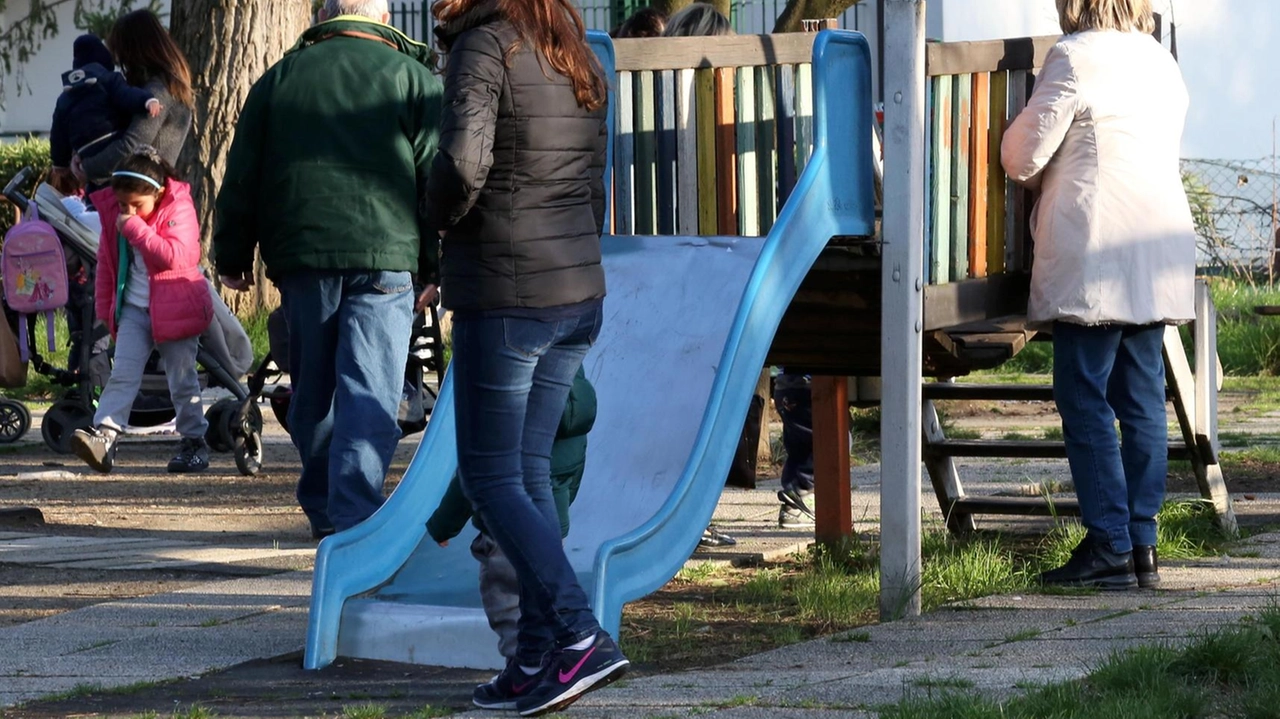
[[1002, 0, 1195, 591]]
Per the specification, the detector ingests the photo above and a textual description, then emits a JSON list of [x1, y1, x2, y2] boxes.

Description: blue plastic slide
[[304, 30, 875, 670]]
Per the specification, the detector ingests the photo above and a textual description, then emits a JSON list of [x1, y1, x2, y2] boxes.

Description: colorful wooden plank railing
[[924, 36, 1057, 285], [610, 34, 818, 237]]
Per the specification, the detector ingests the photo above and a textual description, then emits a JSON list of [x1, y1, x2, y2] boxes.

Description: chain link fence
[[1182, 157, 1280, 276]]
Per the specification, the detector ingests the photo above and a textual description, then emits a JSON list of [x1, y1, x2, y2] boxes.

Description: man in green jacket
[[212, 0, 443, 538], [427, 368, 596, 661]]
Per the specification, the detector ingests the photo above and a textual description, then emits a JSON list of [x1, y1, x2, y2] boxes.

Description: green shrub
[[0, 137, 52, 236]]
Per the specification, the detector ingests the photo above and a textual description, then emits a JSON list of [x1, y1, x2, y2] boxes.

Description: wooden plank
[[929, 75, 953, 284], [1017, 70, 1036, 271], [615, 71, 635, 235], [1164, 325, 1238, 535], [923, 75, 934, 284], [812, 376, 852, 546], [949, 496, 1081, 517], [950, 74, 971, 280], [634, 71, 657, 235], [795, 63, 815, 174], [922, 399, 976, 534], [1005, 69, 1027, 272], [714, 67, 738, 235], [969, 72, 990, 277], [613, 33, 816, 72], [754, 65, 777, 233], [695, 68, 717, 235], [926, 439, 1193, 461], [735, 67, 760, 236], [925, 35, 1059, 77], [986, 70, 1008, 273], [656, 69, 678, 235], [776, 65, 798, 206], [675, 68, 698, 236], [921, 273, 1031, 331]]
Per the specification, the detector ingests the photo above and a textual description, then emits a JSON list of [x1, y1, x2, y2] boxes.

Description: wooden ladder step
[[924, 383, 1054, 401], [926, 439, 1193, 461], [948, 495, 1081, 517], [923, 383, 1176, 402]]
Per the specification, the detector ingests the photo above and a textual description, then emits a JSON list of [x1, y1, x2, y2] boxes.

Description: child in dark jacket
[[427, 367, 595, 683], [49, 35, 160, 196]]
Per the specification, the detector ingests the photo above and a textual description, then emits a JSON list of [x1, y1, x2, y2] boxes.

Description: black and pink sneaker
[[473, 659, 544, 710], [516, 631, 630, 717]]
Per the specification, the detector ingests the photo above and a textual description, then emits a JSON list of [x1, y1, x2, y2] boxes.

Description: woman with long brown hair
[[422, 0, 624, 715], [77, 10, 193, 187]]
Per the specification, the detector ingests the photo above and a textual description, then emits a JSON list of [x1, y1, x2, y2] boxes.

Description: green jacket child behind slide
[[425, 367, 596, 660]]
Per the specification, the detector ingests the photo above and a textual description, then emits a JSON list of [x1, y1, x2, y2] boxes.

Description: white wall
[[928, 0, 1060, 41], [0, 0, 173, 138]]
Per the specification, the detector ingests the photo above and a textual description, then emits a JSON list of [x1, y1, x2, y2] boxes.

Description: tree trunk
[[651, 0, 730, 25], [169, 0, 311, 317], [773, 0, 861, 33]]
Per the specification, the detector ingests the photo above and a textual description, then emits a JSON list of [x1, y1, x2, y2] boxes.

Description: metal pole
[[879, 0, 925, 621]]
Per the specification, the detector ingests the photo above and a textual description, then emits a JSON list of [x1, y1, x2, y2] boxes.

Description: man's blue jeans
[[452, 304, 603, 667], [277, 270, 414, 534], [1053, 321, 1168, 554]]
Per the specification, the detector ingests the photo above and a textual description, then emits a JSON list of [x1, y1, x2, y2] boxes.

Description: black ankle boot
[[1039, 537, 1138, 590], [1133, 545, 1160, 589]]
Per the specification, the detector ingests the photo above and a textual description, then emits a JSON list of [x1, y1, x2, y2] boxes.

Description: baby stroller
[[246, 303, 446, 438], [2, 167, 267, 475]]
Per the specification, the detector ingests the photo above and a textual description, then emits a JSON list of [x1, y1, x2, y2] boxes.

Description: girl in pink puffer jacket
[[69, 147, 214, 475]]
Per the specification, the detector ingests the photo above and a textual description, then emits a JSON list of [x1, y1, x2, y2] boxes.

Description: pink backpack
[[2, 205, 68, 363]]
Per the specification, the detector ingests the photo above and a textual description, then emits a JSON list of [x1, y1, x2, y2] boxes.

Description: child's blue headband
[[111, 171, 163, 191]]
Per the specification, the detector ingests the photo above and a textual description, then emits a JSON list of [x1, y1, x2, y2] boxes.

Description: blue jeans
[[452, 304, 603, 667], [1053, 321, 1167, 554], [773, 383, 814, 493], [276, 270, 414, 533]]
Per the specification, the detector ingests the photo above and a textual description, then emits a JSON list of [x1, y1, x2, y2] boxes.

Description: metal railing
[[388, 0, 872, 42]]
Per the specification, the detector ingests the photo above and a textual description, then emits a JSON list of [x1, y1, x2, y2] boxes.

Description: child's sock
[[566, 633, 596, 651], [519, 664, 541, 676]]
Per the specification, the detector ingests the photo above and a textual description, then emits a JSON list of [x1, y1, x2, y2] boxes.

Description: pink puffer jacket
[[89, 180, 213, 343]]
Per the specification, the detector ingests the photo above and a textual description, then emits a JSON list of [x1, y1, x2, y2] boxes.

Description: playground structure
[[302, 2, 1233, 671]]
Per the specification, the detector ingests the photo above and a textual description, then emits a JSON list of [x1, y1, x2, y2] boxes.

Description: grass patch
[[881, 605, 1280, 719], [623, 501, 1227, 673], [912, 676, 977, 690], [342, 704, 389, 719]]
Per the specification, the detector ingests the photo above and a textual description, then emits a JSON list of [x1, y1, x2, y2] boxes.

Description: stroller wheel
[[204, 399, 238, 453], [234, 431, 263, 476], [230, 396, 262, 475], [232, 401, 264, 476], [0, 401, 31, 444], [42, 400, 93, 454]]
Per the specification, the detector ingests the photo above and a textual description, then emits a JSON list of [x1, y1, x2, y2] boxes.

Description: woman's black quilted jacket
[[425, 3, 608, 313]]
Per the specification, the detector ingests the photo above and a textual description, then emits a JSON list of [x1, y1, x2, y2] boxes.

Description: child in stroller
[[2, 166, 267, 475]]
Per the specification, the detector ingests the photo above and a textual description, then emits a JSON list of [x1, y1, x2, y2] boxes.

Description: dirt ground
[[4, 387, 1280, 718]]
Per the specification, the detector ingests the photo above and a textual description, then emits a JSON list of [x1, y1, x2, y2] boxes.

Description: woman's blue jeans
[[452, 304, 603, 667], [1053, 321, 1168, 554]]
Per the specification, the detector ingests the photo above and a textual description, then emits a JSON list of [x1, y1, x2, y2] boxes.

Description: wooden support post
[[1164, 325, 1237, 537], [812, 375, 852, 547], [880, 0, 926, 621], [1194, 281, 1237, 537], [922, 397, 977, 534]]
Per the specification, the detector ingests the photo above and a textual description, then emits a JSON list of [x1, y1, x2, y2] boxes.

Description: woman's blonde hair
[[1056, 0, 1155, 35]]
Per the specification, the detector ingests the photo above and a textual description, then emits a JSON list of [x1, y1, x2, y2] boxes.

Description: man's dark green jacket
[[213, 17, 444, 283], [427, 367, 597, 542]]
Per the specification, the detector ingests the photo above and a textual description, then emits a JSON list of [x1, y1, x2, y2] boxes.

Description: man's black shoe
[[1133, 544, 1160, 589], [1039, 536, 1137, 590]]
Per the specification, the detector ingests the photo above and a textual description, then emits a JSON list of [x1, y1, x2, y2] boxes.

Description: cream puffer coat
[[1002, 29, 1196, 327]]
